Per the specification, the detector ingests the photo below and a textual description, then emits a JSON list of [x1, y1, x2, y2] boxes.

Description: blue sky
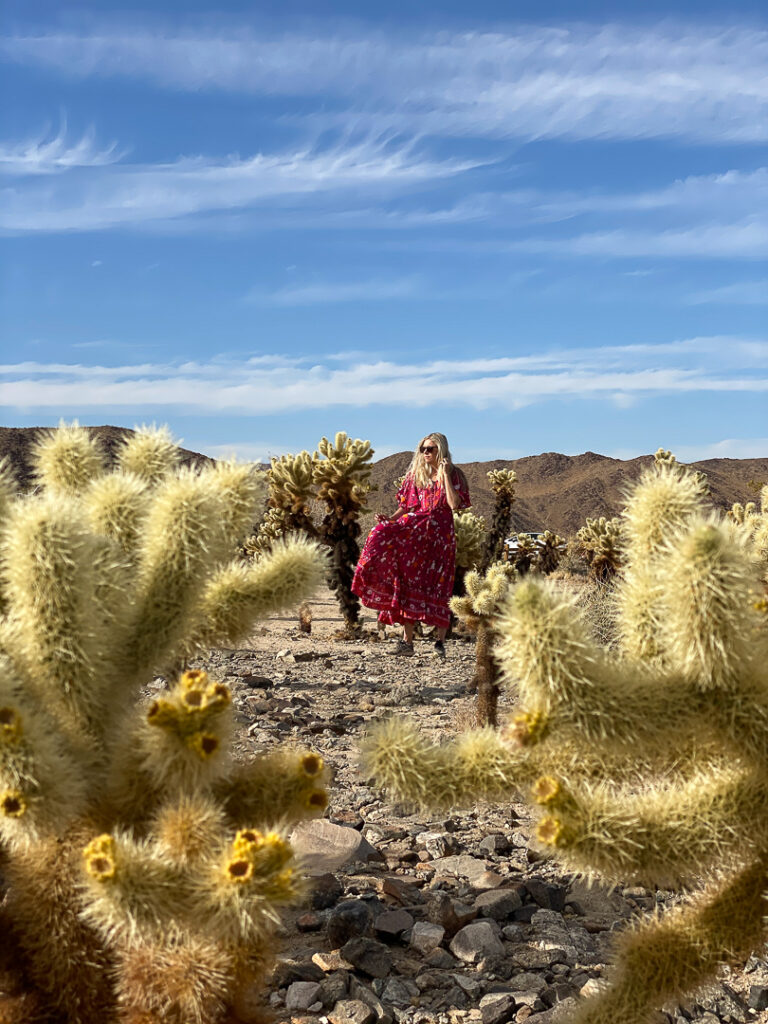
[[1, 0, 766, 464]]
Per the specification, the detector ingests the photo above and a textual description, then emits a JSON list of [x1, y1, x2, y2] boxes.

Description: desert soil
[[185, 586, 768, 1024]]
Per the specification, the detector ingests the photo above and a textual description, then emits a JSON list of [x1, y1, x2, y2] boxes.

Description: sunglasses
[[420, 445, 438, 453]]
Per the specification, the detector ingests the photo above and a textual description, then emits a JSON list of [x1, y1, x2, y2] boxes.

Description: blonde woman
[[352, 433, 470, 656]]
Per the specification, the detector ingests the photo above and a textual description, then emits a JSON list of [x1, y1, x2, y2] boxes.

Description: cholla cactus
[[261, 436, 373, 632], [576, 516, 623, 581], [507, 532, 537, 575], [454, 509, 487, 571], [312, 432, 374, 631], [728, 486, 768, 590], [535, 530, 566, 575], [450, 562, 516, 726], [0, 424, 328, 1023], [243, 506, 291, 560], [482, 469, 517, 569], [364, 455, 768, 1024]]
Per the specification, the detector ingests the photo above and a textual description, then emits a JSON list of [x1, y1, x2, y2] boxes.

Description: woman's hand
[[375, 513, 390, 524]]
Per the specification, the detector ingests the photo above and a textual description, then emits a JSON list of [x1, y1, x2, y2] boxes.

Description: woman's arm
[[439, 463, 462, 510], [376, 507, 405, 524]]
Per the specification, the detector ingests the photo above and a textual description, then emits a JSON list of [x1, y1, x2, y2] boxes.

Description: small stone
[[430, 855, 489, 884], [508, 973, 547, 995], [579, 979, 605, 999], [425, 947, 457, 969], [541, 983, 575, 1007], [329, 999, 377, 1024], [473, 870, 505, 891], [479, 992, 517, 1024], [310, 872, 344, 910], [381, 977, 419, 1007], [340, 937, 394, 979], [285, 981, 322, 1011], [479, 833, 512, 855], [410, 921, 446, 954], [318, 971, 351, 1008], [428, 892, 478, 936], [749, 985, 768, 1011], [271, 958, 324, 988], [474, 889, 524, 921], [327, 900, 375, 947], [416, 830, 458, 858], [525, 880, 567, 913], [312, 951, 354, 973], [374, 908, 414, 939], [377, 876, 424, 905], [296, 911, 323, 932], [449, 921, 505, 963]]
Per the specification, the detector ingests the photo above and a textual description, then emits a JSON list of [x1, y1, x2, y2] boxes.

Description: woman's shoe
[[393, 639, 414, 656], [433, 640, 446, 659]]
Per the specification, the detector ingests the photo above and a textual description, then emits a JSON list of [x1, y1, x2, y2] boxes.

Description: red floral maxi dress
[[351, 470, 471, 629]]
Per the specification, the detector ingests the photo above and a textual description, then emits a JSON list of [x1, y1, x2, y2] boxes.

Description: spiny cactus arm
[[496, 578, 712, 758], [217, 749, 330, 829], [454, 510, 486, 570], [564, 854, 768, 1024], [0, 662, 89, 847], [109, 671, 234, 820], [622, 460, 708, 563], [1, 496, 107, 734], [116, 425, 182, 485], [30, 421, 107, 495], [530, 765, 768, 887], [185, 536, 327, 652], [204, 461, 266, 548], [361, 718, 536, 811], [83, 471, 151, 556], [268, 452, 315, 517], [0, 455, 19, 517], [80, 831, 193, 945], [119, 468, 231, 683], [190, 828, 302, 944], [115, 936, 234, 1024], [660, 520, 762, 689], [151, 792, 228, 866]]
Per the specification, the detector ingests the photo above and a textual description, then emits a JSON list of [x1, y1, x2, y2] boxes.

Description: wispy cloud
[[0, 135, 482, 233], [5, 24, 768, 143], [3, 337, 765, 415], [0, 124, 121, 175], [686, 280, 768, 305], [611, 438, 768, 461], [247, 276, 422, 305]]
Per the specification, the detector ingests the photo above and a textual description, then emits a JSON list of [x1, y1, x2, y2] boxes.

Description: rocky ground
[[185, 587, 768, 1024]]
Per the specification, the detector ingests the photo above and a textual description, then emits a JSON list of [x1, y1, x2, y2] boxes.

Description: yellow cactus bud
[[506, 710, 548, 746], [188, 732, 220, 760], [146, 699, 178, 728], [225, 857, 255, 884], [0, 706, 22, 743], [533, 775, 561, 805], [84, 834, 117, 881], [0, 788, 26, 817], [306, 789, 328, 812], [536, 815, 565, 846], [300, 753, 324, 778]]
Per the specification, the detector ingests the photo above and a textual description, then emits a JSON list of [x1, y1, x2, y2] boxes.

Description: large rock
[[292, 820, 384, 875], [430, 854, 489, 884], [374, 908, 414, 939], [449, 921, 504, 963], [479, 992, 517, 1024]]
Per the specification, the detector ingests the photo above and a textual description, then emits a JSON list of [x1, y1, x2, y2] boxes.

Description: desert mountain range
[[2, 425, 765, 537]]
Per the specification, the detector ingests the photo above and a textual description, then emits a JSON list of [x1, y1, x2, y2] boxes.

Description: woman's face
[[420, 437, 439, 468]]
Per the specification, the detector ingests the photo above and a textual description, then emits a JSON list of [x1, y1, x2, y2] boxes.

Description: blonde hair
[[406, 433, 463, 489]]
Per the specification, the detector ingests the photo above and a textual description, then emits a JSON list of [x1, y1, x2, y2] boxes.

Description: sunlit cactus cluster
[[482, 468, 518, 569], [575, 515, 624, 581], [0, 423, 328, 1024], [453, 508, 487, 571], [246, 432, 373, 631], [450, 562, 517, 726], [364, 453, 768, 1024]]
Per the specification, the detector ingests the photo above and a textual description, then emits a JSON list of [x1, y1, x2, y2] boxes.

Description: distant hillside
[[0, 425, 210, 489], [2, 426, 764, 537], [368, 450, 768, 536]]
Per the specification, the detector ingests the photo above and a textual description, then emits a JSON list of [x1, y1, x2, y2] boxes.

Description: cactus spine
[[0, 424, 328, 1023]]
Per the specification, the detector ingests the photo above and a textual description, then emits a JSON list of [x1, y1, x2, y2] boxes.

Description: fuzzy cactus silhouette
[[312, 432, 374, 631], [728, 486, 768, 588], [535, 529, 566, 575], [576, 516, 623, 581], [253, 435, 373, 632], [0, 423, 328, 1024], [450, 562, 516, 726], [507, 531, 537, 574], [364, 454, 768, 1024], [481, 469, 517, 570]]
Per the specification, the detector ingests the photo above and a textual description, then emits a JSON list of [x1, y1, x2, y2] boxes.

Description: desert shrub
[[0, 423, 327, 1023]]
